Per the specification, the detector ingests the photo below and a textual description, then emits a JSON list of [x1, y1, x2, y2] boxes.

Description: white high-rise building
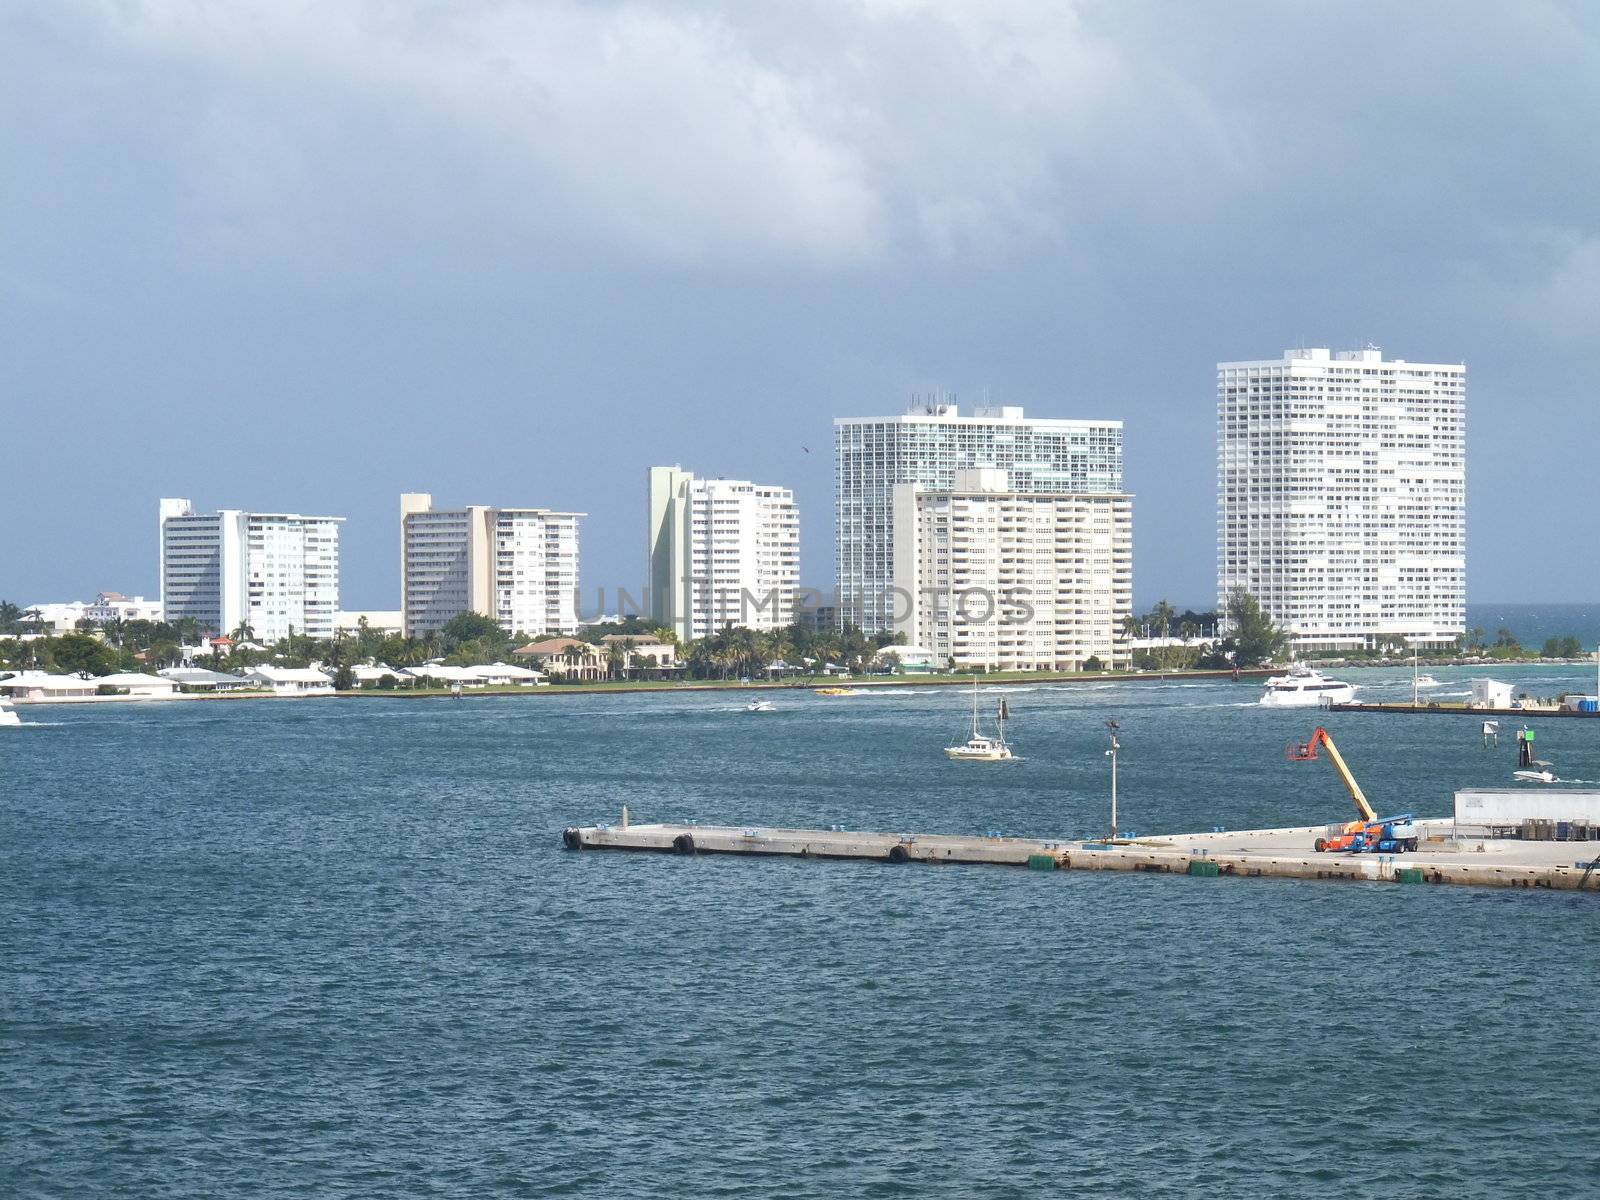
[[647, 467, 800, 642], [159, 499, 343, 641], [400, 494, 582, 639], [836, 403, 1123, 634], [892, 469, 1133, 671], [1217, 347, 1466, 651]]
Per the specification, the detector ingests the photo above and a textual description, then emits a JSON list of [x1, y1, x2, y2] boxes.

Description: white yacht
[[1259, 666, 1356, 707], [945, 682, 1013, 761]]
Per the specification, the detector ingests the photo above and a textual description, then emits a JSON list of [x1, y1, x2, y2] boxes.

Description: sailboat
[[945, 681, 1013, 761]]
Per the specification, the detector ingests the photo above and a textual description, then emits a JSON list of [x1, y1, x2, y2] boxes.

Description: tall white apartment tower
[[835, 403, 1123, 634], [1217, 347, 1466, 651], [400, 494, 582, 638], [159, 498, 343, 641], [647, 467, 800, 642]]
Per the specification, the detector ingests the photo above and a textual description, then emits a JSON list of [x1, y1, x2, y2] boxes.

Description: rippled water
[[4, 666, 1599, 1197]]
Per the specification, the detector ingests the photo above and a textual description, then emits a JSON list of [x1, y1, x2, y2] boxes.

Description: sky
[[2, 0, 1597, 611]]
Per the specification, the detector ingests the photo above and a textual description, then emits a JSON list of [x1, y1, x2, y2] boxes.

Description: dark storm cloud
[[1, 1, 1596, 605]]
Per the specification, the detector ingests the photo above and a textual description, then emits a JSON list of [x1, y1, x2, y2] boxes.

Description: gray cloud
[[2, 0, 1597, 606]]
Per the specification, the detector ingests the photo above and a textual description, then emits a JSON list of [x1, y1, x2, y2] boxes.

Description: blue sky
[[3, 1, 1597, 610]]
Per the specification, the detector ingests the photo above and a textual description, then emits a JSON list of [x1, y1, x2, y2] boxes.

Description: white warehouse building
[[159, 499, 342, 642], [892, 468, 1133, 672], [400, 493, 582, 639], [1216, 347, 1466, 651], [647, 467, 799, 642]]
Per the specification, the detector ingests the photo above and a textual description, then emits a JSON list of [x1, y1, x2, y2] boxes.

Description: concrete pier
[[1329, 700, 1599, 717], [562, 818, 1600, 892]]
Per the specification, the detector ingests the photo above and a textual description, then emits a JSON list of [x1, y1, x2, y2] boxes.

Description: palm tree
[[230, 621, 256, 644], [0, 600, 21, 635], [606, 641, 628, 680], [1150, 601, 1176, 667], [564, 641, 590, 679]]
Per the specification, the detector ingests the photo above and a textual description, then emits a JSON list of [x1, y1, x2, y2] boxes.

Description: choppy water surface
[[4, 665, 1599, 1197]]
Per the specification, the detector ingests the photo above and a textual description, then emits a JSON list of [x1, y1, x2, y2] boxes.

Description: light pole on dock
[[1105, 720, 1120, 841]]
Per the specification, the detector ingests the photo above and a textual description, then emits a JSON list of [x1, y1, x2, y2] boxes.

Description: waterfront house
[[599, 634, 679, 674], [160, 666, 253, 692], [470, 662, 545, 686], [0, 672, 101, 702], [93, 672, 180, 699], [243, 665, 334, 696], [512, 638, 606, 680]]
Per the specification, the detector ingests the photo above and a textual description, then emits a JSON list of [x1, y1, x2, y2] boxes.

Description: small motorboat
[[1259, 666, 1356, 707], [813, 687, 852, 696], [0, 701, 20, 728], [1415, 674, 1442, 688], [746, 699, 775, 712], [1514, 760, 1557, 784]]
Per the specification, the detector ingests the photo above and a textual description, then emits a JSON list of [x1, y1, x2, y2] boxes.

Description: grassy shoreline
[[29, 656, 1593, 706]]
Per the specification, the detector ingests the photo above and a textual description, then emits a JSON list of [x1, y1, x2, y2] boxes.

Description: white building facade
[[1217, 347, 1466, 651], [400, 493, 582, 639], [85, 592, 163, 624], [647, 467, 800, 642], [836, 404, 1124, 634], [892, 468, 1132, 671], [159, 499, 342, 642]]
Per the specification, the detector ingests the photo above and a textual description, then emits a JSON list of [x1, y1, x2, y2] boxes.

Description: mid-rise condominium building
[[892, 468, 1132, 671], [400, 494, 582, 639], [836, 403, 1123, 634], [159, 499, 342, 641], [647, 467, 800, 642], [1217, 347, 1466, 651]]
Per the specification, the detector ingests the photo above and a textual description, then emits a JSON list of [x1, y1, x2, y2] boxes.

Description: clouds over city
[[12, 0, 1255, 271], [3, 1, 1598, 602]]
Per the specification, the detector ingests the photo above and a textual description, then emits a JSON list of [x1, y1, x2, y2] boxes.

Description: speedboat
[[746, 699, 775, 712], [813, 687, 851, 697], [0, 701, 19, 727], [945, 681, 1013, 761], [1514, 760, 1557, 784], [1415, 674, 1441, 688], [1259, 666, 1355, 707]]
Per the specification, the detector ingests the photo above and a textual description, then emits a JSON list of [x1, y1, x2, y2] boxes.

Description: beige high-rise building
[[647, 467, 799, 642], [835, 403, 1124, 635], [400, 493, 582, 639], [891, 469, 1132, 671]]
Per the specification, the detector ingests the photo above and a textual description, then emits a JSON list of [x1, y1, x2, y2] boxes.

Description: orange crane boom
[[1287, 727, 1378, 824]]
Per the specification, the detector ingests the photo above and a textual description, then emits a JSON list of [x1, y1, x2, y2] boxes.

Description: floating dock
[[563, 818, 1600, 892]]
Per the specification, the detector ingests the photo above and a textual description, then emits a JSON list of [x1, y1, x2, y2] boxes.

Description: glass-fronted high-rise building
[[1216, 347, 1466, 651], [835, 403, 1124, 634]]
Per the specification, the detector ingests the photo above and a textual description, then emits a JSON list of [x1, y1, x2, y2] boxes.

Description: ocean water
[[1464, 603, 1600, 650], [4, 666, 1600, 1197]]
